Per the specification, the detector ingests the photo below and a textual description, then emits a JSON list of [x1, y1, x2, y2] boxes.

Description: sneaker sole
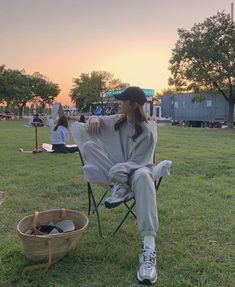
[[105, 201, 122, 208], [137, 271, 158, 285], [105, 193, 134, 209]]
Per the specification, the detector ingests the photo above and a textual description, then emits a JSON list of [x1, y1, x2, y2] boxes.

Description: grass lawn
[[0, 120, 234, 287]]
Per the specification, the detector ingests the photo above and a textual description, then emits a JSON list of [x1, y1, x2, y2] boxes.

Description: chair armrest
[[83, 164, 110, 189], [153, 160, 172, 181]]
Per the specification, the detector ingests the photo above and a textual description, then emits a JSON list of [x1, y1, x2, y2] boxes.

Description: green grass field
[[0, 120, 234, 287]]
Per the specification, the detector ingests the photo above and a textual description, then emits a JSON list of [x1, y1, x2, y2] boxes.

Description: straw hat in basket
[[17, 208, 88, 272]]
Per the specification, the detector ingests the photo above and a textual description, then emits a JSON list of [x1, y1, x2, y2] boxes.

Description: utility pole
[[231, 3, 234, 36], [231, 3, 234, 22]]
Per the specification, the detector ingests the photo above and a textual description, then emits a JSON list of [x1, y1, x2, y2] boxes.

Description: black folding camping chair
[[71, 120, 172, 237]]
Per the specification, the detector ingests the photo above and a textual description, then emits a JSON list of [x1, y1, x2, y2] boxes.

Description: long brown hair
[[54, 115, 68, 131], [114, 102, 148, 141]]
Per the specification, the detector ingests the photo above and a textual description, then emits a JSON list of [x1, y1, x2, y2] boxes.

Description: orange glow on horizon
[[53, 47, 172, 106]]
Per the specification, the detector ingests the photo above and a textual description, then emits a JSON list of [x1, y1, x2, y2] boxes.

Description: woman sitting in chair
[[50, 115, 79, 153], [83, 87, 158, 284]]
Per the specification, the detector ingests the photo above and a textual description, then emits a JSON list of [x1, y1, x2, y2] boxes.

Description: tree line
[[0, 66, 60, 116], [0, 67, 127, 116]]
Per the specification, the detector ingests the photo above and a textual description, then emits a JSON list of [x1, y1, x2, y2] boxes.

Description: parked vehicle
[[0, 112, 15, 120], [161, 93, 235, 128]]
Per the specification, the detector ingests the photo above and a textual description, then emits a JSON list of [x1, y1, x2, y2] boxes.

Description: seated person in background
[[47, 116, 54, 127], [32, 114, 44, 126], [79, 115, 86, 123], [28, 116, 34, 126], [50, 115, 79, 153]]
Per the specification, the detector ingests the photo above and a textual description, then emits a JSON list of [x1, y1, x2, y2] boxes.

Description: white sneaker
[[105, 183, 134, 208], [137, 247, 157, 284]]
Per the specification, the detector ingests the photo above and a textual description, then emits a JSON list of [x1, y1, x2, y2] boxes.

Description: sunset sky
[[0, 0, 232, 105]]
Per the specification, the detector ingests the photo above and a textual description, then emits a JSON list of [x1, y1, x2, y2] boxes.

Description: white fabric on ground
[[42, 143, 77, 153]]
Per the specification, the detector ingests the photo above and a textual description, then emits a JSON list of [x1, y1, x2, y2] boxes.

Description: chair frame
[[77, 149, 106, 237]]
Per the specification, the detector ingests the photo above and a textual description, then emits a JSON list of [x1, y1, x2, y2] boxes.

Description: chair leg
[[112, 200, 136, 236], [87, 183, 104, 238], [155, 177, 162, 191], [87, 183, 92, 216], [91, 190, 109, 214], [123, 201, 137, 219]]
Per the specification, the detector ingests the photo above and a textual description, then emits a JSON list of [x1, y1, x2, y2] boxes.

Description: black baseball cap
[[113, 86, 147, 106]]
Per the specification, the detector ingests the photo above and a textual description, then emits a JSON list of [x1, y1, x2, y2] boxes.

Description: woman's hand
[[89, 117, 101, 134]]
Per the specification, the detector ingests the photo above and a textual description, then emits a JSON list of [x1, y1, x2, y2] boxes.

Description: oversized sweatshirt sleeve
[[86, 115, 119, 131], [71, 115, 123, 161]]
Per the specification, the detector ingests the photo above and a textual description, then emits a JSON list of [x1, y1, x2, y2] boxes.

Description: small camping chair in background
[[70, 120, 172, 237]]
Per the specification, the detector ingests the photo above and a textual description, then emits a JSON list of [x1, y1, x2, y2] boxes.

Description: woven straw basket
[[17, 208, 88, 272]]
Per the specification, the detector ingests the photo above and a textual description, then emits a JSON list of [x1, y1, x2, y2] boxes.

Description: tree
[[0, 67, 60, 116], [0, 68, 32, 116], [70, 71, 128, 112], [169, 12, 235, 128], [30, 72, 60, 107]]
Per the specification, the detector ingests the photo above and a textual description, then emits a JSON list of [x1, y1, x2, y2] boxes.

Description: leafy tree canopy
[[0, 66, 60, 115], [70, 71, 128, 112], [168, 11, 235, 127], [30, 72, 60, 107]]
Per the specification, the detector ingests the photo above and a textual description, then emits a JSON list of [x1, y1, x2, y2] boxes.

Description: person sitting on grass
[[79, 115, 86, 123], [32, 114, 44, 126], [82, 87, 158, 284], [47, 116, 54, 127], [50, 115, 79, 153]]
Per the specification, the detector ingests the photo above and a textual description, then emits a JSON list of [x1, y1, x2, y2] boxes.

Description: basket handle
[[23, 239, 58, 274], [33, 209, 67, 227], [32, 211, 39, 229], [60, 208, 67, 219]]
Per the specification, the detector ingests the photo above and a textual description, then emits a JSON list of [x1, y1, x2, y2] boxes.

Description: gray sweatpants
[[83, 141, 158, 237]]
